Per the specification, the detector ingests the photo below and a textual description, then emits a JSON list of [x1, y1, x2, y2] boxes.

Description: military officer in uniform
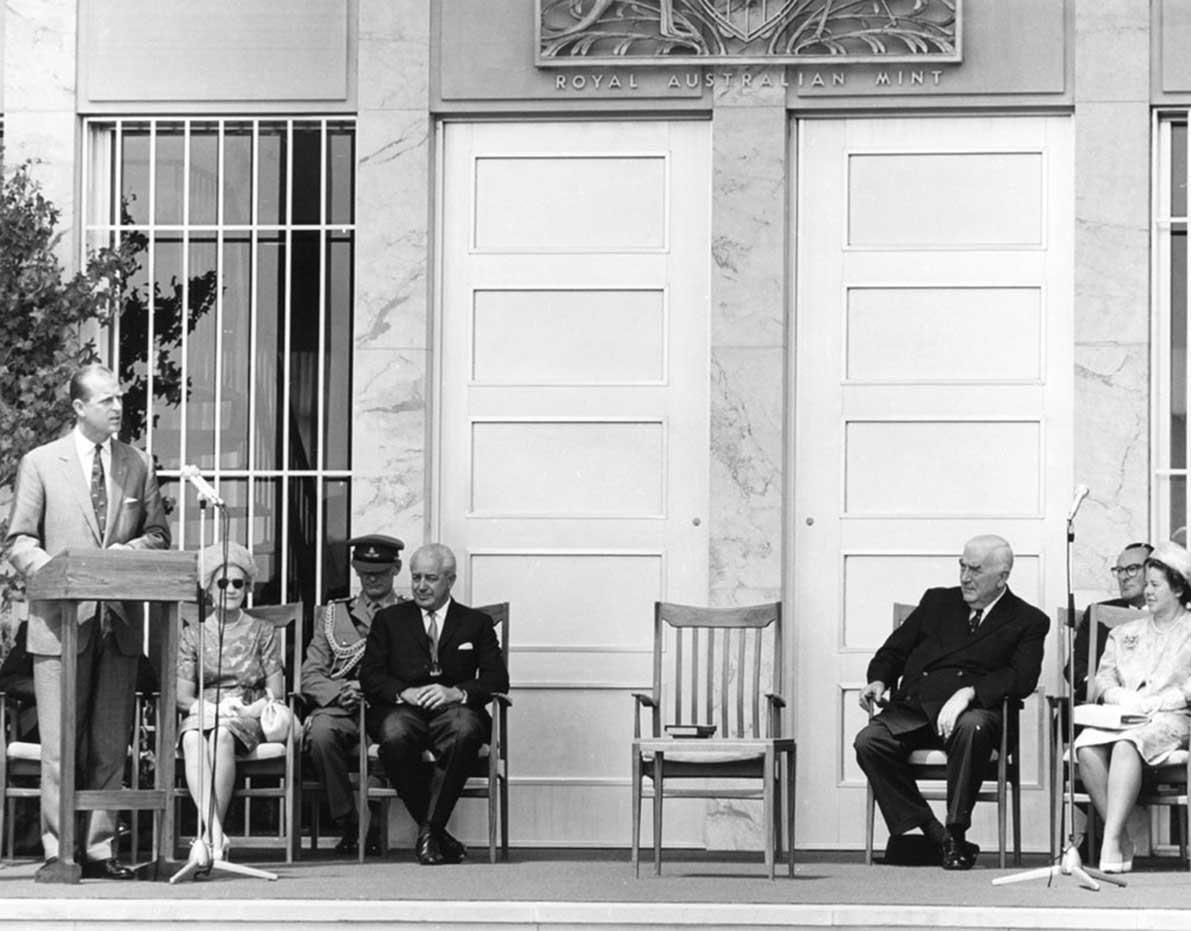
[[301, 534, 405, 854]]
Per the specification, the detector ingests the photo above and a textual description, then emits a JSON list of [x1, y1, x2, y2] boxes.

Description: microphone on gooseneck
[[1066, 485, 1090, 523], [180, 465, 225, 508]]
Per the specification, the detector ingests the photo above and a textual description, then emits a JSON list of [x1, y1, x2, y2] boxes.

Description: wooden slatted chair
[[864, 602, 1035, 868], [357, 602, 511, 862], [0, 691, 40, 861], [631, 601, 795, 879], [172, 602, 303, 862]]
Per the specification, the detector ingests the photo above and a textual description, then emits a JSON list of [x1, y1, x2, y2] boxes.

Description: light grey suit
[[6, 431, 169, 860]]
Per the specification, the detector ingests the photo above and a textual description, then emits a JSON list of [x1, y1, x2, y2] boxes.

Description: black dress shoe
[[365, 825, 383, 857], [436, 828, 467, 864], [82, 857, 136, 880], [34, 857, 59, 883], [940, 834, 976, 871], [415, 825, 445, 865], [334, 833, 359, 855]]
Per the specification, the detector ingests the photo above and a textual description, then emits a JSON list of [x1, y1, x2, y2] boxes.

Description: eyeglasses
[[215, 578, 246, 590], [1110, 563, 1145, 579]]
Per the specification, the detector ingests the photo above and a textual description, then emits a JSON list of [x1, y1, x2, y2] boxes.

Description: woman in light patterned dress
[[1075, 541, 1191, 872], [177, 541, 284, 861]]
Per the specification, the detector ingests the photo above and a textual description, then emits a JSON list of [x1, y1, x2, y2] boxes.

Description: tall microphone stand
[[992, 510, 1124, 891], [170, 491, 277, 883]]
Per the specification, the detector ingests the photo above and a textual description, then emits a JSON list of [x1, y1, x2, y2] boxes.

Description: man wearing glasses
[[301, 533, 405, 855], [854, 534, 1049, 870], [1070, 542, 1152, 704]]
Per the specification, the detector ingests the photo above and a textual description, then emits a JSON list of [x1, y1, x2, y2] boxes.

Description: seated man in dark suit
[[359, 543, 509, 865], [854, 534, 1049, 870], [1069, 542, 1150, 703]]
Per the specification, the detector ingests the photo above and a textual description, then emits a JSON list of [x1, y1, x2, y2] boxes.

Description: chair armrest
[[489, 692, 512, 708], [764, 693, 786, 708], [631, 692, 660, 740]]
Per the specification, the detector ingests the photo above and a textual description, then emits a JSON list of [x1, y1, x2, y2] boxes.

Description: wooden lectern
[[26, 548, 197, 883]]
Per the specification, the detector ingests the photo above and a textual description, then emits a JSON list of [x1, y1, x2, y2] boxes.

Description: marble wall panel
[[709, 98, 787, 623], [355, 111, 431, 351], [359, 0, 428, 112], [705, 97, 787, 846], [3, 0, 77, 266], [5, 0, 73, 110], [353, 0, 432, 564], [709, 347, 783, 604], [1074, 0, 1149, 102], [351, 347, 427, 547], [1072, 343, 1150, 596], [1071, 0, 1151, 597], [1073, 103, 1151, 345], [710, 104, 786, 347]]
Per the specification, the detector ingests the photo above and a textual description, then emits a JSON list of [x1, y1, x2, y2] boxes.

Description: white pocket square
[[458, 642, 473, 651]]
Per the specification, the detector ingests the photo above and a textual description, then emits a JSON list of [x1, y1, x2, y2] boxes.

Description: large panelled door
[[794, 116, 1073, 850], [438, 121, 710, 846]]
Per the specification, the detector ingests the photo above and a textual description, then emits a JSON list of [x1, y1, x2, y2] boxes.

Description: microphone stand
[[170, 495, 277, 883], [992, 513, 1124, 890]]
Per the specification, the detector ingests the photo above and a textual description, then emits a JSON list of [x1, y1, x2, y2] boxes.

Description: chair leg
[[3, 798, 11, 863], [652, 757, 664, 877], [630, 750, 642, 877], [1049, 752, 1059, 861], [488, 780, 498, 865], [1012, 770, 1022, 866], [786, 746, 796, 877], [864, 783, 875, 865], [997, 772, 1007, 869], [763, 748, 775, 881], [500, 774, 509, 861], [1185, 803, 1190, 872]]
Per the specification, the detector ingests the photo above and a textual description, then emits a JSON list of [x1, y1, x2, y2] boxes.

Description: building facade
[[0, 0, 1184, 853]]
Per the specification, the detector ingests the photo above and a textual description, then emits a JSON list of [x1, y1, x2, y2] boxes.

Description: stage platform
[[0, 849, 1187, 930]]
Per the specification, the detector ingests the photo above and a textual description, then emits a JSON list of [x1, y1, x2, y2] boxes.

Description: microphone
[[180, 465, 225, 507], [1066, 484, 1090, 522]]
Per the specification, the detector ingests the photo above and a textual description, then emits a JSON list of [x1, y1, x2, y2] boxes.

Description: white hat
[[1149, 541, 1191, 587]]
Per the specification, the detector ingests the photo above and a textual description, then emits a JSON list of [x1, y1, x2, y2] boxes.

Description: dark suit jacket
[[867, 586, 1049, 734], [359, 599, 509, 717]]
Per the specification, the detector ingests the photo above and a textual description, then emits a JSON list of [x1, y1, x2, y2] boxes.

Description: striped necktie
[[968, 608, 983, 634]]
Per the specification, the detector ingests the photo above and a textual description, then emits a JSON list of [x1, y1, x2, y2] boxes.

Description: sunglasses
[[215, 578, 246, 590]]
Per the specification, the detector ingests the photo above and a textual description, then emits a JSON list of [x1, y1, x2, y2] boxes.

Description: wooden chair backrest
[[893, 602, 916, 628], [474, 602, 511, 668], [653, 601, 782, 739], [1085, 603, 1141, 703], [243, 602, 304, 693]]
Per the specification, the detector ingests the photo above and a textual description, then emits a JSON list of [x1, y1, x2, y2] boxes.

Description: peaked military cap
[[349, 533, 405, 569]]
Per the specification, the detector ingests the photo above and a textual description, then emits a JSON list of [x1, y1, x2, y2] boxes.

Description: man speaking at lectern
[[6, 364, 170, 881]]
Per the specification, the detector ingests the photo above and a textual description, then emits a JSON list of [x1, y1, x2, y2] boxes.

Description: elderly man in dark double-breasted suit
[[854, 534, 1049, 870], [301, 533, 405, 854], [6, 364, 170, 881], [360, 543, 508, 865]]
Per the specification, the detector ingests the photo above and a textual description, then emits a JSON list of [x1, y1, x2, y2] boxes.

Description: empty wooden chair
[[630, 601, 795, 879]]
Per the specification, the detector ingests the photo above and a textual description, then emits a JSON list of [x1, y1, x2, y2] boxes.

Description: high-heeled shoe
[[1099, 837, 1134, 873], [213, 837, 231, 862]]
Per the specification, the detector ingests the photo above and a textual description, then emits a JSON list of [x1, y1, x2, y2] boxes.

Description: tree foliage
[[0, 155, 139, 612]]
